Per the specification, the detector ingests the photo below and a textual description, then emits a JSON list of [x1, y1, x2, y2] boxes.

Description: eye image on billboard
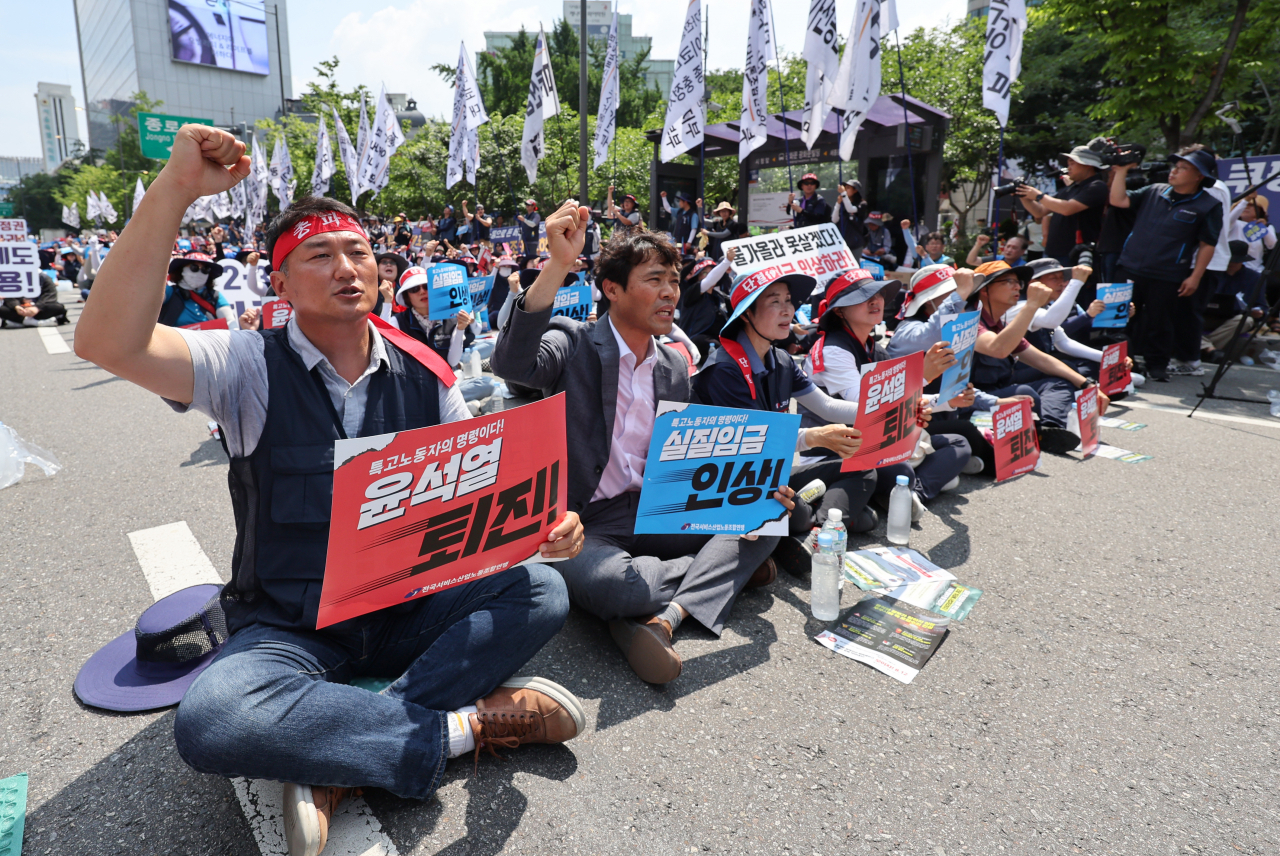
[[169, 0, 270, 76]]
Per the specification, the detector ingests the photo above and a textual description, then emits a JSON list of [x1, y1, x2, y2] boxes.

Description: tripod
[[1189, 243, 1280, 416]]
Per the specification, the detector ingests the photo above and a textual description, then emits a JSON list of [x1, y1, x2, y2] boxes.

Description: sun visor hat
[[721, 268, 818, 335], [900, 264, 958, 318], [396, 265, 432, 306], [971, 260, 1032, 296], [166, 251, 223, 282], [73, 584, 228, 712], [817, 269, 900, 329]]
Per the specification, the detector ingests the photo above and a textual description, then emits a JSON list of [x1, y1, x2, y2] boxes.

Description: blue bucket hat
[[721, 267, 818, 335]]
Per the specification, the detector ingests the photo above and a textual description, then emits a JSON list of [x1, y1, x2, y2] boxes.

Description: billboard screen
[[169, 0, 270, 76]]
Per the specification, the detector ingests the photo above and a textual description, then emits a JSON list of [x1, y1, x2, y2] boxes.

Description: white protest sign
[[0, 219, 31, 243], [0, 242, 43, 298], [722, 222, 857, 291], [214, 257, 272, 316]]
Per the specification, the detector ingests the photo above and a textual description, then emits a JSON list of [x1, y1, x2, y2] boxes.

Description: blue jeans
[[173, 565, 568, 799]]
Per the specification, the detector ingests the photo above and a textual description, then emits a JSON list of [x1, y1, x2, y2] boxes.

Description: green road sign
[[0, 203, 13, 217], [137, 112, 214, 160]]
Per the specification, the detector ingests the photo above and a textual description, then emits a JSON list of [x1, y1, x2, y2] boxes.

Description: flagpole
[[893, 31, 920, 235], [767, 0, 794, 191], [700, 1, 708, 208]]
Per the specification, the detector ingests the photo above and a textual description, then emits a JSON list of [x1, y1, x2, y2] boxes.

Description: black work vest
[[1118, 185, 1223, 281], [394, 308, 471, 366], [222, 329, 441, 634]]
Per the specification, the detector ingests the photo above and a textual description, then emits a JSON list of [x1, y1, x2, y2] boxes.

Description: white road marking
[[37, 326, 70, 354], [127, 521, 399, 856], [1123, 399, 1280, 431]]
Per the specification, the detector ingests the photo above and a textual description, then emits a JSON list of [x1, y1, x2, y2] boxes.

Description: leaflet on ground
[[840, 547, 983, 621], [814, 594, 951, 684]]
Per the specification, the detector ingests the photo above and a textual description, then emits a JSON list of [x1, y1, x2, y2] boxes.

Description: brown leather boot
[[609, 615, 682, 684], [282, 782, 356, 856], [745, 556, 777, 589], [470, 677, 586, 769]]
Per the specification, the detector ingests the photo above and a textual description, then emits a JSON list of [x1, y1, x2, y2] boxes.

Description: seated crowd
[[67, 126, 1270, 856]]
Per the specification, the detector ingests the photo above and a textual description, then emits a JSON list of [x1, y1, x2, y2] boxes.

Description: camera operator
[[1109, 148, 1223, 383], [1016, 146, 1110, 267]]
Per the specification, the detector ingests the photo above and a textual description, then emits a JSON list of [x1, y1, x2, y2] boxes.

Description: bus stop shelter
[[644, 95, 950, 233]]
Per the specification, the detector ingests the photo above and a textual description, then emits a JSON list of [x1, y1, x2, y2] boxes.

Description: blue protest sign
[[634, 402, 800, 536], [426, 264, 470, 320], [795, 303, 813, 325], [860, 259, 885, 280], [490, 225, 522, 252], [551, 274, 593, 322], [467, 274, 495, 313], [1093, 282, 1133, 329], [936, 310, 981, 402]]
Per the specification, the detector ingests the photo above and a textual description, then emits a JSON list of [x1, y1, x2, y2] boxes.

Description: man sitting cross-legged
[[493, 204, 792, 685], [73, 125, 587, 856]]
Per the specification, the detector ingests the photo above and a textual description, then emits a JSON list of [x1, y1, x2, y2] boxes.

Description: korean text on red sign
[[316, 394, 569, 628], [993, 398, 1039, 482], [841, 351, 925, 471]]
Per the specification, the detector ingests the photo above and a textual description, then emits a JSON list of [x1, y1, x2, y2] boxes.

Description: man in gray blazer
[[493, 201, 787, 685]]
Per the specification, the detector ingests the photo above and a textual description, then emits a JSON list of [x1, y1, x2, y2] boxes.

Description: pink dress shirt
[[591, 317, 658, 502]]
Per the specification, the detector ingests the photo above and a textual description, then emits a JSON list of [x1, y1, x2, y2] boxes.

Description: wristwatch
[[1035, 192, 1046, 203], [1078, 378, 1097, 390]]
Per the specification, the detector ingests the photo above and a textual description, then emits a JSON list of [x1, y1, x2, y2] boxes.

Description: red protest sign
[[315, 393, 569, 629], [1099, 342, 1131, 396], [841, 351, 925, 471], [1076, 386, 1100, 457], [181, 317, 230, 331], [261, 299, 293, 330], [993, 398, 1039, 482]]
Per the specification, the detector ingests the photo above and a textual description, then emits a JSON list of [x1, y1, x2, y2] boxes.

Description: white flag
[[360, 87, 409, 199], [466, 126, 480, 186], [228, 179, 245, 220], [85, 192, 100, 222], [133, 178, 147, 216], [520, 26, 561, 184], [270, 136, 295, 207], [447, 50, 469, 189], [982, 0, 1026, 128], [800, 0, 841, 149], [354, 94, 371, 199], [739, 0, 776, 162], [211, 191, 232, 220], [332, 108, 360, 205], [97, 190, 118, 224], [661, 0, 705, 163], [827, 0, 896, 161], [62, 203, 80, 229], [245, 136, 270, 237], [592, 10, 621, 168], [311, 113, 335, 197]]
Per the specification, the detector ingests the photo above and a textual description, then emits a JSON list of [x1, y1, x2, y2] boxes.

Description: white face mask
[[178, 268, 207, 291]]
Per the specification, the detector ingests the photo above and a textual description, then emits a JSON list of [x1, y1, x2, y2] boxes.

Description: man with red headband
[[74, 125, 586, 856]]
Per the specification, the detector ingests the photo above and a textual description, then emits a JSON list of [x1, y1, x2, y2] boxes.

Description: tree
[[1044, 0, 1280, 151], [56, 165, 127, 229], [9, 172, 66, 232]]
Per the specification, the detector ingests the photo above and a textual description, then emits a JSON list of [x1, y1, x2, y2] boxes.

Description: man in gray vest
[[74, 125, 587, 856]]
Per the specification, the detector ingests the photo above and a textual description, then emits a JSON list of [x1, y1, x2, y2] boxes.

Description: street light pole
[[578, 0, 589, 204]]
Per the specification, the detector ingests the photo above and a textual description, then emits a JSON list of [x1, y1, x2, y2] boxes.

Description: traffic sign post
[[136, 112, 214, 160]]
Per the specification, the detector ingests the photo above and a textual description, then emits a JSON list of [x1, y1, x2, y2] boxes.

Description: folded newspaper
[[841, 547, 982, 621]]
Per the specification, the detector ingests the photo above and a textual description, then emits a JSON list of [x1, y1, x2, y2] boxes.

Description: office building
[[35, 83, 85, 173], [482, 1, 674, 97], [74, 0, 293, 152], [0, 157, 44, 201]]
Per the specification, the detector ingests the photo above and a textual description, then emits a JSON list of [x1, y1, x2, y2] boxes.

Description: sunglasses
[[401, 285, 424, 295]]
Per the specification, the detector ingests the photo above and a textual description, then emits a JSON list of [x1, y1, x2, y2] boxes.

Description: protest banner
[[840, 351, 925, 471], [1076, 385, 1100, 457], [634, 401, 799, 536], [427, 264, 471, 321], [467, 274, 495, 313], [489, 225, 522, 253], [1093, 282, 1133, 328], [859, 259, 885, 280], [551, 275, 593, 322], [0, 241, 42, 299], [261, 299, 293, 330], [723, 222, 857, 291], [316, 394, 569, 629], [1099, 342, 1131, 396], [936, 310, 981, 402], [993, 397, 1038, 482], [214, 257, 272, 318], [814, 594, 951, 684], [0, 219, 29, 242], [181, 318, 231, 331]]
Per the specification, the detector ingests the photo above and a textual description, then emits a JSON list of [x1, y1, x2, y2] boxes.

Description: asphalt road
[[3, 298, 1279, 856]]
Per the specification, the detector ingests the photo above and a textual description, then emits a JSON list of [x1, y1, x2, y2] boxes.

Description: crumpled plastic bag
[[0, 422, 62, 489]]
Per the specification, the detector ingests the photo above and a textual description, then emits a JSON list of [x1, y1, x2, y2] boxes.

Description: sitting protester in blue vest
[[802, 269, 973, 523], [390, 264, 476, 368], [72, 126, 586, 856], [160, 251, 241, 328], [692, 266, 883, 576]]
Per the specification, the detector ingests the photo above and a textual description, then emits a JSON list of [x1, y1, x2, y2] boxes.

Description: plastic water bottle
[[460, 349, 475, 378], [1269, 390, 1280, 418], [886, 475, 913, 546], [820, 509, 848, 556], [811, 532, 841, 621], [469, 349, 483, 378]]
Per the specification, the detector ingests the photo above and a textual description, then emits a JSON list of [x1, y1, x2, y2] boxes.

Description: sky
[[1, 0, 968, 159]]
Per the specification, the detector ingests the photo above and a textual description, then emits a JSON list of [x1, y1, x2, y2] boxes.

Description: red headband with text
[[271, 212, 368, 270]]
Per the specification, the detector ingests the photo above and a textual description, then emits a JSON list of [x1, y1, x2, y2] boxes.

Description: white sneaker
[[1169, 360, 1205, 376], [940, 476, 960, 492], [1130, 372, 1146, 387], [911, 491, 925, 522], [962, 457, 985, 475]]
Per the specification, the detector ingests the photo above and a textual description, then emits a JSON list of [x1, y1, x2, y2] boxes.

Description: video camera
[[1087, 137, 1147, 167]]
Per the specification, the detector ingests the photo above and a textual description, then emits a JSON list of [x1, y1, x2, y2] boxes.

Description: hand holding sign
[[1093, 283, 1134, 328], [840, 351, 926, 471], [936, 310, 981, 402]]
